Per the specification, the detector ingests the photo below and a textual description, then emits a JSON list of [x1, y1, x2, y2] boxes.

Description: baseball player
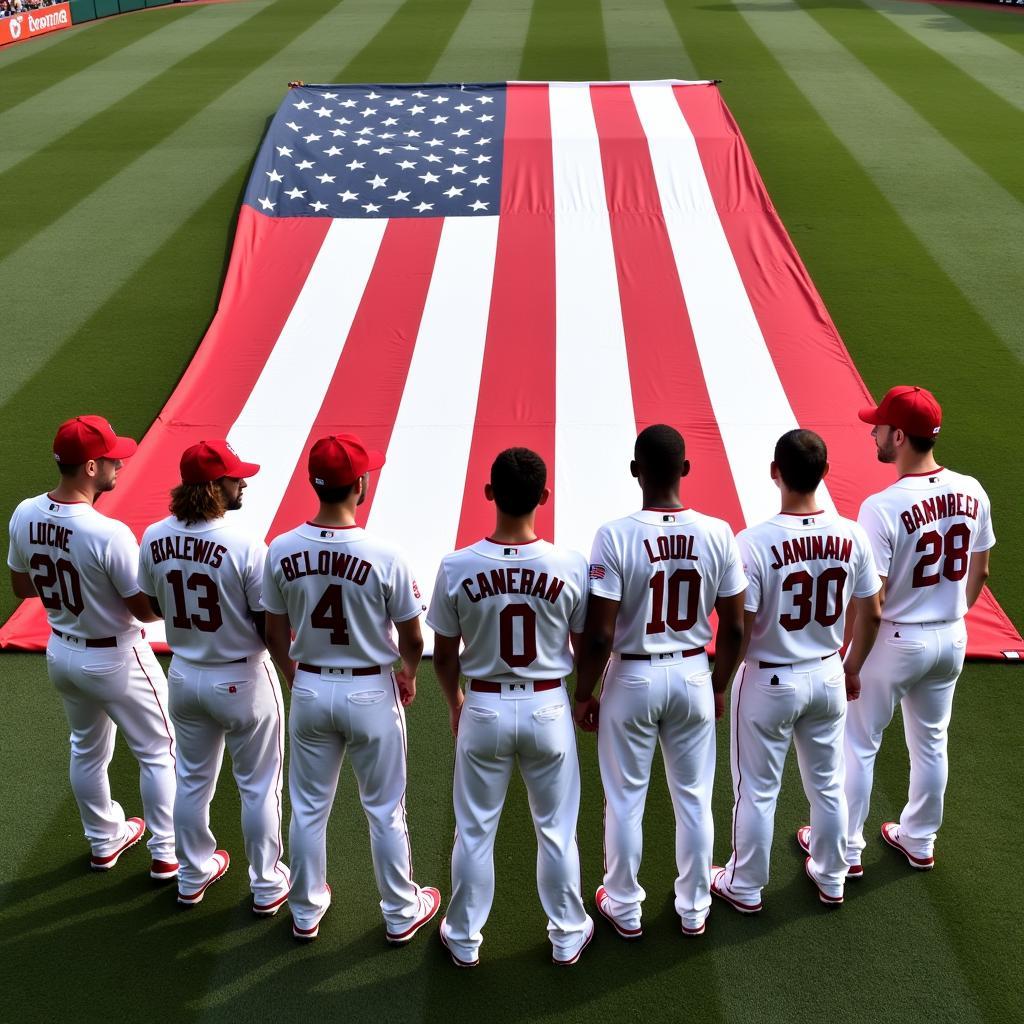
[[803, 386, 994, 874], [574, 424, 746, 938], [262, 434, 439, 943], [429, 448, 594, 968], [7, 416, 176, 877], [712, 429, 881, 912], [138, 440, 289, 911]]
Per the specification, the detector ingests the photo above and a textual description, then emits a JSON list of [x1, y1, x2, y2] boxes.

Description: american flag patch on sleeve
[[589, 564, 606, 580]]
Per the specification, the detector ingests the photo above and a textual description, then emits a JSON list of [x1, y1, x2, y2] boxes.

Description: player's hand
[[573, 696, 600, 732], [395, 667, 416, 706], [449, 700, 464, 738], [713, 690, 726, 721], [845, 670, 861, 702]]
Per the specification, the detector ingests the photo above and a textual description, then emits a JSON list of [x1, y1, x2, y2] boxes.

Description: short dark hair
[[774, 429, 827, 494], [56, 461, 83, 477], [313, 481, 355, 504], [490, 448, 547, 516], [906, 434, 937, 454], [634, 425, 686, 488]]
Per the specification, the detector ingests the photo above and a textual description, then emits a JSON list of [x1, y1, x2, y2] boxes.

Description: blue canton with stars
[[244, 83, 506, 219]]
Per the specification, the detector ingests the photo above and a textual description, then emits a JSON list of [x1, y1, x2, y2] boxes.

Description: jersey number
[[646, 568, 701, 635], [166, 570, 223, 633], [310, 584, 350, 645], [911, 523, 970, 589], [499, 603, 537, 668], [30, 553, 84, 616], [779, 567, 848, 632]]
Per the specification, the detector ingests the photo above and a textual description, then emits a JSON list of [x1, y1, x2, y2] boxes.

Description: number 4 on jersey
[[311, 583, 351, 645]]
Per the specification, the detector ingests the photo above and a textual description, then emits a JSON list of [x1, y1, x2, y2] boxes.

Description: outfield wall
[[0, 3, 73, 46], [68, 0, 179, 26]]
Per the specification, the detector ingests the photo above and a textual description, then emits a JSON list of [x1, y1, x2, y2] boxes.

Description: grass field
[[1, 1, 1022, 1021]]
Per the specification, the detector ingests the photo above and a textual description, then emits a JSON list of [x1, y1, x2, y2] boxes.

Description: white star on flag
[[346, 159, 366, 170], [453, 128, 471, 138], [388, 190, 410, 202], [419, 172, 440, 183], [295, 160, 314, 170], [374, 147, 393, 155], [315, 106, 333, 118], [266, 169, 283, 182], [275, 146, 293, 157], [360, 107, 377, 117], [413, 202, 434, 212], [471, 175, 489, 186], [382, 117, 399, 127], [324, 147, 343, 157], [337, 190, 359, 201], [475, 137, 491, 146], [455, 103, 472, 113], [478, 114, 494, 122], [330, 129, 346, 137], [340, 99, 357, 107], [293, 100, 311, 110], [368, 175, 388, 189], [316, 173, 336, 184], [468, 200, 488, 211], [443, 186, 464, 198], [362, 202, 381, 212], [477, 95, 493, 103], [286, 121, 301, 132], [309, 200, 329, 211], [423, 154, 443, 163], [285, 187, 305, 199], [396, 160, 417, 170], [257, 197, 275, 210], [412, 90, 428, 97], [447, 164, 467, 175], [430, 116, 448, 125], [386, 97, 404, 107], [303, 134, 322, 143], [366, 91, 381, 99], [473, 155, 492, 163], [409, 105, 425, 115]]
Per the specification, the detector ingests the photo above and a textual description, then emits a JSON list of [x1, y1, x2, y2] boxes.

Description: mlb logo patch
[[662, 514, 675, 524], [802, 517, 816, 526], [503, 547, 518, 557], [49, 503, 58, 511], [320, 530, 334, 539], [589, 564, 606, 580]]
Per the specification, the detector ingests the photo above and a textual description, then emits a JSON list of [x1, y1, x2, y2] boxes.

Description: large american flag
[[2, 81, 1019, 658]]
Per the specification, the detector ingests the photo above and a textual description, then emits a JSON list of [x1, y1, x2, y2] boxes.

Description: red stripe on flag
[[455, 84, 557, 548], [266, 216, 443, 538], [589, 84, 745, 529]]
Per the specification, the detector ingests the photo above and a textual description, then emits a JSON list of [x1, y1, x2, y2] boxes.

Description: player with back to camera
[[712, 429, 881, 912], [428, 448, 594, 967], [261, 434, 440, 943], [138, 441, 290, 911], [7, 416, 176, 878], [574, 424, 746, 938], [801, 387, 994, 874]]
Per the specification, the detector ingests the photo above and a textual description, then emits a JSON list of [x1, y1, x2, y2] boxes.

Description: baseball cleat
[[595, 885, 642, 940], [386, 886, 441, 945], [177, 850, 230, 907], [710, 866, 762, 914], [796, 826, 864, 880], [292, 883, 331, 942], [253, 890, 290, 917], [552, 917, 595, 966], [881, 822, 934, 870], [439, 917, 479, 968], [90, 817, 146, 871], [150, 859, 179, 882], [804, 857, 843, 906], [681, 916, 707, 937]]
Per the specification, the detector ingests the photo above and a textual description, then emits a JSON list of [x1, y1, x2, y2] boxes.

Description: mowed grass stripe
[[863, 0, 1024, 111], [804, 0, 1024, 205], [731, 0, 1024, 365], [0, 0, 317, 261], [0, 0, 411, 413], [0, 1, 273, 176], [520, 0, 610, 81], [428, 0, 533, 82], [602, 0, 698, 81], [0, 13, 105, 79], [942, 0, 1024, 58]]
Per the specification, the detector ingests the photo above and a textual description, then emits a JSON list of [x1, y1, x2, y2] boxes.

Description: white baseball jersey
[[738, 511, 880, 665], [138, 515, 267, 663], [588, 508, 746, 654], [857, 467, 995, 623], [7, 494, 140, 638], [426, 538, 588, 681], [262, 522, 422, 667]]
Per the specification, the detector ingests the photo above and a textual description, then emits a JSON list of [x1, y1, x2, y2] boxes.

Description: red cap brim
[[233, 460, 261, 478], [857, 406, 883, 425], [105, 436, 138, 459], [365, 449, 385, 472]]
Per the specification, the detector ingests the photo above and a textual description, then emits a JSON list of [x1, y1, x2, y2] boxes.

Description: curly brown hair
[[170, 481, 226, 526]]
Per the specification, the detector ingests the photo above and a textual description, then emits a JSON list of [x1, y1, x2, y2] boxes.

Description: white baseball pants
[[167, 653, 289, 901], [445, 683, 591, 964], [287, 667, 425, 933], [45, 630, 176, 862], [845, 618, 967, 865], [721, 654, 848, 903], [598, 652, 716, 932]]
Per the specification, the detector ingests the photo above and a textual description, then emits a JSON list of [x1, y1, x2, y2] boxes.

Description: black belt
[[297, 663, 381, 677], [619, 648, 705, 661], [470, 679, 561, 693], [52, 629, 117, 648], [758, 652, 838, 670]]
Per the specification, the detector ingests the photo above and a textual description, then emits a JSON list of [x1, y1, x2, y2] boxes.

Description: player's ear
[[821, 462, 830, 480], [770, 461, 781, 487], [680, 459, 690, 480], [84, 459, 98, 479], [629, 460, 640, 481], [484, 482, 494, 503], [537, 487, 551, 507], [892, 427, 906, 448]]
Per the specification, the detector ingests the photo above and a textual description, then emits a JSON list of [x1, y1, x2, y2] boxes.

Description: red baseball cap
[[53, 415, 137, 464], [858, 385, 942, 437], [180, 440, 260, 484], [308, 434, 385, 487]]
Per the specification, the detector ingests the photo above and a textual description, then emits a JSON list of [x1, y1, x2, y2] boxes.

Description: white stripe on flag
[[226, 218, 389, 540], [549, 83, 638, 555], [630, 83, 835, 525], [367, 216, 500, 624]]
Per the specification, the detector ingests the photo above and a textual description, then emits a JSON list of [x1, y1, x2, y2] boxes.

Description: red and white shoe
[[552, 917, 594, 967], [177, 850, 230, 907], [796, 826, 864, 880], [881, 822, 934, 871], [292, 884, 331, 942], [439, 917, 479, 968], [386, 886, 441, 945], [804, 857, 843, 906], [253, 890, 290, 917], [710, 866, 762, 914], [150, 859, 179, 882], [90, 817, 146, 872], [595, 885, 642, 940]]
